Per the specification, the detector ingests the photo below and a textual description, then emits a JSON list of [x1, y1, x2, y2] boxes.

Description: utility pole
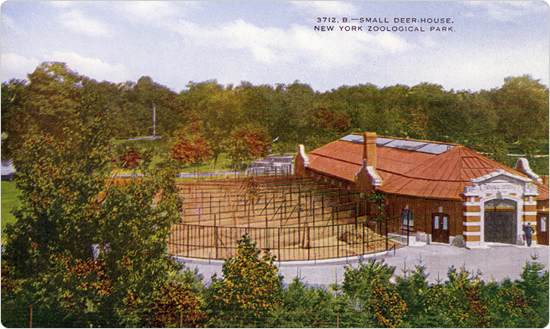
[[152, 103, 156, 138]]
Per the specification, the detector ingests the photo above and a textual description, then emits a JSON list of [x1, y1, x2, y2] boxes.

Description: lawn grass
[[1, 180, 21, 242]]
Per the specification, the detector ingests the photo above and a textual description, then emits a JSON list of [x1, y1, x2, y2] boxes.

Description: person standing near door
[[523, 223, 535, 247]]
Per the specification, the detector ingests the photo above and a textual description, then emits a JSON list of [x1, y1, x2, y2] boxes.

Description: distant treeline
[[2, 62, 548, 173]]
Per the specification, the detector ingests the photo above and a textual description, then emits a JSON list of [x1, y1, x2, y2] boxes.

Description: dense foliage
[[1, 61, 548, 327], [1, 102, 187, 327], [2, 62, 548, 173], [206, 234, 284, 327]]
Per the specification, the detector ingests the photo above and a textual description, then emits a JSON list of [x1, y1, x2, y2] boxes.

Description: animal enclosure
[[168, 175, 403, 261]]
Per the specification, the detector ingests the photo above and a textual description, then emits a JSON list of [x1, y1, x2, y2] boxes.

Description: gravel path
[[176, 243, 549, 287]]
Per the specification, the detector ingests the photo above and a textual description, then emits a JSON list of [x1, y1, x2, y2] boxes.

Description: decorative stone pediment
[[463, 170, 537, 198]]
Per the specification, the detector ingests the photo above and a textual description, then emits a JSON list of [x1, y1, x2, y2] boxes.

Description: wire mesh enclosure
[[169, 175, 404, 261]]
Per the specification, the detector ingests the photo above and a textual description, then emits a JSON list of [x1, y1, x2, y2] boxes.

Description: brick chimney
[[363, 132, 377, 169], [356, 132, 381, 190]]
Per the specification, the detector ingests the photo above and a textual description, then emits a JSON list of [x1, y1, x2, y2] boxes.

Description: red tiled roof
[[535, 182, 549, 201], [380, 146, 529, 199], [306, 137, 548, 201]]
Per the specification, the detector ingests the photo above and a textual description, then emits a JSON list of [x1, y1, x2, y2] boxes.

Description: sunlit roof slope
[[306, 134, 548, 201]]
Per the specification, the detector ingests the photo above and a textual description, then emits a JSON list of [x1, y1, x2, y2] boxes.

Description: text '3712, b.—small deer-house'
[[295, 132, 549, 248]]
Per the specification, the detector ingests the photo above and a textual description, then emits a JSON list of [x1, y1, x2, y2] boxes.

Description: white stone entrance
[[462, 170, 538, 248]]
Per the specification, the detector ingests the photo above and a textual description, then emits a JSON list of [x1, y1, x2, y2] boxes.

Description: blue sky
[[1, 1, 548, 93]]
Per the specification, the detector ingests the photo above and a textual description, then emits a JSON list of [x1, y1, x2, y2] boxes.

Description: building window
[[541, 217, 547, 232], [402, 209, 414, 227]]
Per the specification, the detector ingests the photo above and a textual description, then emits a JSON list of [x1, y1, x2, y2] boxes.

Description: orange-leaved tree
[[228, 126, 269, 170], [170, 118, 211, 166]]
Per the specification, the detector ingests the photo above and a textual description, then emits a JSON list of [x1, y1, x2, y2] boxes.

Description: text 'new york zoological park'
[[314, 17, 454, 33]]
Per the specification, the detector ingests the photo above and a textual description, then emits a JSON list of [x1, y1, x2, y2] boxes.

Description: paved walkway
[[175, 243, 549, 287]]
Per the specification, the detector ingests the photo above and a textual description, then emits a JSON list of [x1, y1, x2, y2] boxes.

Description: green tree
[[341, 258, 407, 327], [491, 75, 549, 144], [180, 81, 238, 166], [268, 277, 371, 328], [1, 79, 29, 161], [394, 262, 431, 327], [1, 100, 185, 327], [514, 254, 549, 327], [2, 62, 87, 166], [207, 234, 284, 327]]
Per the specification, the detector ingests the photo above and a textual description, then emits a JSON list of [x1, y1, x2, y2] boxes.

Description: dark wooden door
[[537, 213, 548, 246], [432, 214, 449, 244], [484, 211, 516, 244]]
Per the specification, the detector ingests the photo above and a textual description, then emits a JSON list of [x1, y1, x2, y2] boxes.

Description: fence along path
[[169, 176, 403, 261]]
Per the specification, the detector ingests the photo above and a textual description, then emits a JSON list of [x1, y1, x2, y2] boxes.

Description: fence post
[[265, 205, 269, 230], [323, 193, 326, 220], [355, 202, 358, 230], [307, 226, 311, 261], [367, 221, 369, 253], [247, 200, 250, 230], [309, 190, 313, 216], [363, 223, 365, 255], [284, 190, 287, 220], [272, 191, 276, 221], [385, 217, 389, 251], [215, 216, 218, 259], [278, 227, 281, 261], [186, 225, 190, 256], [332, 207, 335, 236], [298, 203, 301, 245], [337, 224, 340, 258]]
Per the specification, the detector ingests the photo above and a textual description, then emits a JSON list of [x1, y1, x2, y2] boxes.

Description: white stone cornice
[[463, 231, 481, 236]]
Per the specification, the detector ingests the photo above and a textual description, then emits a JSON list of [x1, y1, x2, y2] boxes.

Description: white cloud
[[1, 52, 131, 85], [116, 2, 189, 25], [59, 10, 111, 37], [464, 1, 546, 22], [385, 40, 549, 92], [0, 53, 40, 82], [291, 1, 359, 16], [49, 52, 129, 83], [171, 19, 415, 70]]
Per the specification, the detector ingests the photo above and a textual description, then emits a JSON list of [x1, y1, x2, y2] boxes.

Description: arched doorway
[[484, 199, 517, 244]]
